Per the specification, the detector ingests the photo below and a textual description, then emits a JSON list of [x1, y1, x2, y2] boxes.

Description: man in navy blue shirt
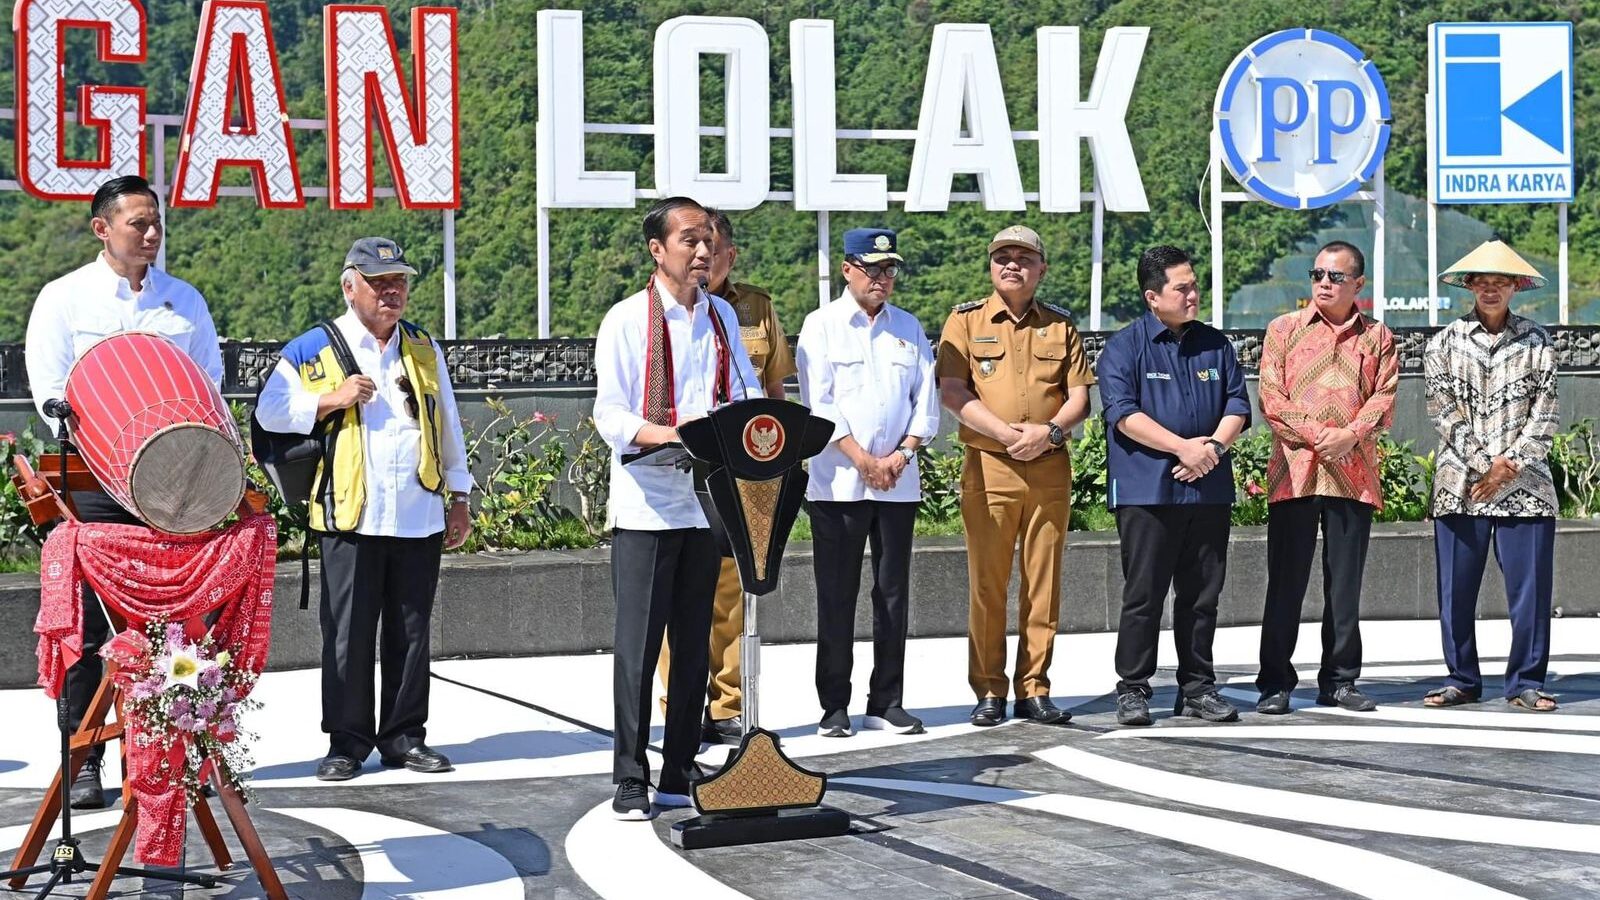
[[1097, 246, 1251, 726]]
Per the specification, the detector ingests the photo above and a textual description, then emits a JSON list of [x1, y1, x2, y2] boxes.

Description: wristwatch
[[895, 445, 916, 463], [1205, 438, 1228, 457], [1046, 423, 1066, 448]]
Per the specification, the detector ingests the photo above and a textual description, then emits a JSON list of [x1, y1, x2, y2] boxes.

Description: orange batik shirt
[[1258, 306, 1399, 508]]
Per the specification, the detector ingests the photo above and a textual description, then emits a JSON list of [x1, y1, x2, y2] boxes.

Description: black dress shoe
[[1015, 695, 1071, 725], [381, 744, 453, 773], [970, 697, 1006, 727], [1317, 684, 1377, 712], [702, 715, 743, 744], [69, 760, 106, 810], [315, 755, 362, 782], [1256, 691, 1292, 715]]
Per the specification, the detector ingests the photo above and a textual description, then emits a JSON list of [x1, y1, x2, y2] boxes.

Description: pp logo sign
[[1214, 29, 1391, 210]]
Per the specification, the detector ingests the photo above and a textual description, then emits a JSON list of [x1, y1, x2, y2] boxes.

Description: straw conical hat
[[1439, 240, 1546, 291]]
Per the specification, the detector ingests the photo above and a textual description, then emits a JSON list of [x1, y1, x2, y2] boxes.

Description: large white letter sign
[[790, 19, 887, 211], [325, 6, 459, 209], [15, 0, 146, 200], [653, 16, 771, 210], [171, 0, 303, 207], [536, 9, 633, 208], [905, 24, 1024, 212], [1037, 27, 1149, 213]]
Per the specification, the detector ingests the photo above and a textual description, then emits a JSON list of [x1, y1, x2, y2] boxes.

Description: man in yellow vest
[[256, 237, 473, 781], [655, 208, 795, 743]]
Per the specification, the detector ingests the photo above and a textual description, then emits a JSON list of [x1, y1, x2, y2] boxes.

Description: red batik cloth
[[33, 513, 277, 866]]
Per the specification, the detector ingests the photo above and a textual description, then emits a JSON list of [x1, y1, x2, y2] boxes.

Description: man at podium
[[593, 196, 761, 821]]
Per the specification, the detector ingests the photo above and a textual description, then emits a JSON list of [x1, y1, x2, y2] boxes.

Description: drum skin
[[63, 332, 245, 534]]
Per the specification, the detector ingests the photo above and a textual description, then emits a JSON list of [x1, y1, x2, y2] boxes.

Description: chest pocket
[[1033, 340, 1065, 384], [740, 324, 770, 375], [970, 344, 1005, 382], [140, 306, 197, 350], [829, 344, 866, 392], [69, 313, 125, 357]]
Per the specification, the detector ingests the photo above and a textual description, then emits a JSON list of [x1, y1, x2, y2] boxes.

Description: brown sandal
[[1508, 688, 1557, 711]]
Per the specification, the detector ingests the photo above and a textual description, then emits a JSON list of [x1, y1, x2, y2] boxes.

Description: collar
[[338, 308, 400, 358], [984, 292, 1038, 324], [1143, 310, 1195, 343], [838, 289, 891, 326], [1463, 308, 1527, 337], [1299, 303, 1367, 334], [93, 252, 157, 295], [655, 283, 708, 320]]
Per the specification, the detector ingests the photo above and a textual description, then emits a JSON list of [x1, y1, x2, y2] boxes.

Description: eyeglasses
[[1308, 268, 1353, 285], [396, 374, 419, 419], [847, 261, 900, 281]]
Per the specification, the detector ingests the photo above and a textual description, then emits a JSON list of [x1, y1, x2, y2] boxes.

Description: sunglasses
[[396, 374, 419, 419], [848, 261, 900, 281], [1308, 268, 1354, 285]]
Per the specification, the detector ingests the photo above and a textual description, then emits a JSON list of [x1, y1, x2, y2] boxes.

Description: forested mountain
[[0, 0, 1593, 340]]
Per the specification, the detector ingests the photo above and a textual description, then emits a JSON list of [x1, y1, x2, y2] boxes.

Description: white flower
[[157, 644, 216, 691]]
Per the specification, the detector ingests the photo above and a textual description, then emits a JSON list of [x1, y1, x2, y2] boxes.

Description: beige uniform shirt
[[720, 282, 796, 387], [936, 293, 1095, 453]]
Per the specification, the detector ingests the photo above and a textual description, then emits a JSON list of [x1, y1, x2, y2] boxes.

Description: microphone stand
[[0, 402, 217, 896]]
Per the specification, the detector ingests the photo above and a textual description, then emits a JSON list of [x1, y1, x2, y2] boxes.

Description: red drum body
[[64, 332, 244, 534]]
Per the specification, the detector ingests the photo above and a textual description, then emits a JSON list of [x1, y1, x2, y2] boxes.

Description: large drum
[[63, 332, 245, 534]]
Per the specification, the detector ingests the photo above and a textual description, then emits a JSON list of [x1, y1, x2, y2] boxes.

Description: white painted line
[[834, 777, 1517, 900], [565, 800, 749, 900], [1099, 724, 1600, 755], [1035, 745, 1600, 854], [272, 807, 522, 899], [0, 811, 124, 854]]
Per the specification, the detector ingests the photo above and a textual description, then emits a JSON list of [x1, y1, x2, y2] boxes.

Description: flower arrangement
[[100, 619, 262, 801]]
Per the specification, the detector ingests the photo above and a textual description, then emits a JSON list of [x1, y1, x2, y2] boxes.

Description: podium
[[664, 398, 852, 849]]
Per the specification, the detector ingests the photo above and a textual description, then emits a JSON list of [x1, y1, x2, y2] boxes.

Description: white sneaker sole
[[817, 724, 854, 737], [612, 806, 657, 821], [651, 790, 693, 809], [861, 716, 924, 735]]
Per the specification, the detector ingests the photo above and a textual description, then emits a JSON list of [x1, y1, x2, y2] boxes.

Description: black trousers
[[319, 530, 444, 761], [808, 500, 917, 714], [1113, 504, 1231, 699], [64, 492, 144, 764], [611, 527, 718, 788], [1257, 496, 1374, 695]]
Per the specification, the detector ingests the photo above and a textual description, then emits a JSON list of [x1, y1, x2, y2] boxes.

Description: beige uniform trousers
[[961, 447, 1071, 701]]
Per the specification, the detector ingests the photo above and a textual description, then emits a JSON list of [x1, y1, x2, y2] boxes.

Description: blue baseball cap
[[843, 228, 902, 264]]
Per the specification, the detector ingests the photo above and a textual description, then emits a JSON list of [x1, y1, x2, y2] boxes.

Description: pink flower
[[1245, 480, 1265, 497], [196, 699, 218, 720], [174, 713, 196, 731], [0, 433, 15, 444], [199, 666, 223, 689], [532, 411, 555, 424], [165, 623, 186, 647]]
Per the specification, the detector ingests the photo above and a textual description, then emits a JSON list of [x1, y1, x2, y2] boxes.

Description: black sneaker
[[701, 715, 743, 744], [863, 707, 925, 735], [1115, 692, 1152, 726], [1175, 690, 1240, 722], [1317, 684, 1377, 712], [612, 778, 655, 821], [69, 759, 106, 810], [817, 709, 853, 737]]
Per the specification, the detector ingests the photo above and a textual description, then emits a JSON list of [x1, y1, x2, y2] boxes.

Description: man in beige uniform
[[938, 225, 1093, 727], [656, 208, 795, 742]]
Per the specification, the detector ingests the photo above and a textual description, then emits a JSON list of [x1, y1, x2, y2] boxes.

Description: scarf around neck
[[642, 274, 733, 426]]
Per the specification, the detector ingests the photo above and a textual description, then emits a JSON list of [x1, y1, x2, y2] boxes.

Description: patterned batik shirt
[[1259, 307, 1399, 508], [1424, 311, 1559, 518]]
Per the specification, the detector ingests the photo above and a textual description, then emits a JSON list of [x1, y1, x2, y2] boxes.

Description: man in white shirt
[[24, 175, 225, 809], [256, 237, 473, 782], [797, 228, 939, 739], [593, 197, 760, 821]]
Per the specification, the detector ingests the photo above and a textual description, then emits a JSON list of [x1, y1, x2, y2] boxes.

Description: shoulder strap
[[319, 318, 362, 378]]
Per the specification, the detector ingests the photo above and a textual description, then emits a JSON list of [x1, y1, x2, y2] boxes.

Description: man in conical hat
[[1422, 239, 1560, 712]]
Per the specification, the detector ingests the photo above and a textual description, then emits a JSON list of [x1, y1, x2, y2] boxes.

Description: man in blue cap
[[798, 228, 939, 737]]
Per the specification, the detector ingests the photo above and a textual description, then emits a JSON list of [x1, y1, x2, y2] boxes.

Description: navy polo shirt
[[1097, 312, 1252, 508]]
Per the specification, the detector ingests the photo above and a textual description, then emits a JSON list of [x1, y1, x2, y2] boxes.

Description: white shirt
[[593, 286, 761, 531], [797, 291, 939, 502], [26, 254, 225, 424], [255, 310, 472, 538]]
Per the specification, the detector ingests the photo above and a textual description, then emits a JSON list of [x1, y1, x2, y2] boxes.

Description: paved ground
[[2, 619, 1598, 899]]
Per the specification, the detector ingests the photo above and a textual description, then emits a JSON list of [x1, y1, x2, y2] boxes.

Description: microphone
[[42, 398, 72, 420]]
